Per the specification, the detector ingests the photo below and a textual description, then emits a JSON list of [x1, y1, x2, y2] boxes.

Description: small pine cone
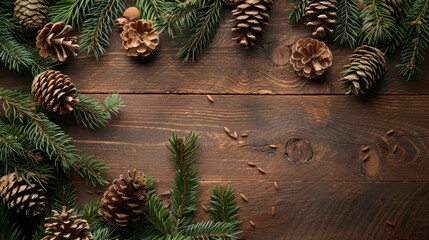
[[120, 19, 159, 59], [14, 0, 49, 30], [340, 45, 386, 95], [43, 206, 93, 240], [290, 38, 332, 79], [36, 22, 79, 62], [98, 170, 148, 227], [0, 172, 45, 216], [32, 70, 79, 115], [231, 0, 273, 47], [304, 0, 337, 38], [115, 6, 141, 29]]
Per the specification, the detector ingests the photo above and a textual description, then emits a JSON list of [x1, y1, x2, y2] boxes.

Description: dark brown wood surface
[[1, 0, 429, 239]]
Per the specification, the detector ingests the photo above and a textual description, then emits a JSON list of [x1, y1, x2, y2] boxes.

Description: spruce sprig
[[334, 0, 361, 47], [0, 204, 25, 240], [397, 0, 429, 80], [49, 0, 95, 29], [209, 185, 240, 228], [136, 0, 167, 21], [50, 173, 80, 212], [287, 0, 308, 25], [79, 0, 125, 60], [175, 0, 225, 61], [156, 0, 200, 37]]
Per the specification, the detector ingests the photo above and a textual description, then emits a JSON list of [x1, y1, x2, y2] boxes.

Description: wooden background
[[1, 1, 429, 239]]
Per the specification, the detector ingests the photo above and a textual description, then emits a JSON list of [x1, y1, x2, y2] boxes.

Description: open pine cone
[[0, 172, 46, 216], [43, 206, 93, 240], [98, 170, 148, 227], [290, 38, 332, 79], [120, 19, 159, 59], [32, 70, 79, 115], [231, 0, 273, 47], [304, 0, 337, 38], [14, 0, 49, 30], [115, 6, 141, 29], [340, 45, 386, 95], [36, 22, 79, 62]]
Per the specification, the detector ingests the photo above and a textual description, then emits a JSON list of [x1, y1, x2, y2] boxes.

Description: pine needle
[[136, 0, 167, 21], [49, 0, 95, 29], [335, 0, 361, 47], [287, 0, 308, 25]]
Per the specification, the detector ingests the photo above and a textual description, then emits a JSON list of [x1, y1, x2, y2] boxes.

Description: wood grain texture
[[1, 0, 429, 94]]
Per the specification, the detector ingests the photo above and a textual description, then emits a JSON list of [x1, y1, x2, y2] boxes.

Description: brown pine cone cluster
[[231, 0, 273, 47], [0, 172, 46, 216], [36, 22, 79, 62], [98, 170, 148, 227], [120, 19, 160, 59], [115, 6, 141, 29], [290, 38, 332, 79], [340, 45, 386, 95], [43, 206, 93, 240], [14, 0, 49, 30], [304, 0, 337, 38], [32, 70, 79, 115]]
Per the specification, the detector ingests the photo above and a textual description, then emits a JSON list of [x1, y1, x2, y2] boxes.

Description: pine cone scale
[[37, 22, 79, 62]]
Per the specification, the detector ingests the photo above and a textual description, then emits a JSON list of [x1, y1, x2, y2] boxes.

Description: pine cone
[[120, 19, 159, 59], [0, 172, 45, 216], [14, 0, 49, 30], [340, 45, 386, 95], [304, 0, 337, 38], [32, 70, 79, 115], [98, 170, 148, 227], [231, 0, 273, 47], [290, 38, 332, 79], [43, 206, 93, 240], [115, 6, 141, 29], [36, 22, 79, 62]]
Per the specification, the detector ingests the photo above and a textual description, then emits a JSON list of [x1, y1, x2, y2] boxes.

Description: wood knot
[[284, 138, 313, 164], [270, 45, 290, 66]]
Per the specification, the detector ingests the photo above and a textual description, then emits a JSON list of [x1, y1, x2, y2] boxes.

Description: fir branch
[[0, 204, 25, 240], [157, 0, 200, 37], [359, 0, 398, 46], [287, 0, 308, 25], [79, 0, 125, 60], [91, 224, 119, 240], [135, 0, 167, 21], [397, 0, 429, 80], [209, 185, 240, 229], [72, 153, 109, 186], [49, 0, 95, 29], [334, 0, 361, 47], [175, 0, 225, 61], [72, 93, 125, 129], [51, 173, 79, 211], [0, 32, 34, 74], [181, 221, 240, 239], [143, 189, 174, 235], [80, 201, 101, 223]]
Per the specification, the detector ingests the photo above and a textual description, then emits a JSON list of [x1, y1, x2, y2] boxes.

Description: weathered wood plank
[[58, 94, 429, 184], [1, 0, 429, 94]]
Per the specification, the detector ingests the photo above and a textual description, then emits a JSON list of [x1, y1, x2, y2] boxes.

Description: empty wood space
[[1, 1, 429, 239]]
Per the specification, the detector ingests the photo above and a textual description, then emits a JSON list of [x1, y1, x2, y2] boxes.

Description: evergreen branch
[[72, 153, 109, 186], [143, 189, 174, 235], [0, 204, 25, 240], [0, 120, 26, 160], [157, 0, 200, 37], [181, 221, 240, 239], [175, 0, 225, 61], [72, 93, 125, 129], [51, 173, 79, 211], [49, 0, 95, 29], [136, 0, 167, 21], [209, 185, 240, 229], [91, 224, 119, 240], [79, 0, 125, 60], [0, 159, 54, 190], [168, 132, 200, 232], [80, 201, 101, 223], [287, 0, 308, 25], [334, 0, 361, 47], [397, 0, 429, 80], [31, 222, 46, 240], [0, 32, 34, 74], [359, 0, 398, 46]]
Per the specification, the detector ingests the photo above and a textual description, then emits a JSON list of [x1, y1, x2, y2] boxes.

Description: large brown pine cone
[[290, 38, 332, 79], [120, 19, 159, 59], [14, 0, 49, 30], [98, 170, 148, 227], [0, 172, 45, 216], [340, 45, 386, 95], [32, 70, 79, 115], [43, 206, 93, 240], [231, 0, 273, 47], [304, 0, 337, 38], [36, 22, 79, 62]]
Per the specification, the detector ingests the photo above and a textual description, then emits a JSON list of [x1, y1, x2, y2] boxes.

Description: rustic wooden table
[[1, 1, 429, 239]]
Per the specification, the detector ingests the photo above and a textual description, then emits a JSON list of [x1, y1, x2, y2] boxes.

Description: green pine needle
[[79, 0, 125, 60], [397, 0, 429, 80], [175, 0, 225, 61], [182, 221, 240, 239], [143, 189, 174, 235], [287, 0, 308, 25], [334, 0, 361, 47], [51, 174, 80, 212], [0, 204, 25, 240], [0, 33, 35, 74], [80, 201, 102, 222], [209, 185, 241, 228], [49, 0, 95, 29], [136, 0, 167, 21], [156, 0, 200, 37]]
